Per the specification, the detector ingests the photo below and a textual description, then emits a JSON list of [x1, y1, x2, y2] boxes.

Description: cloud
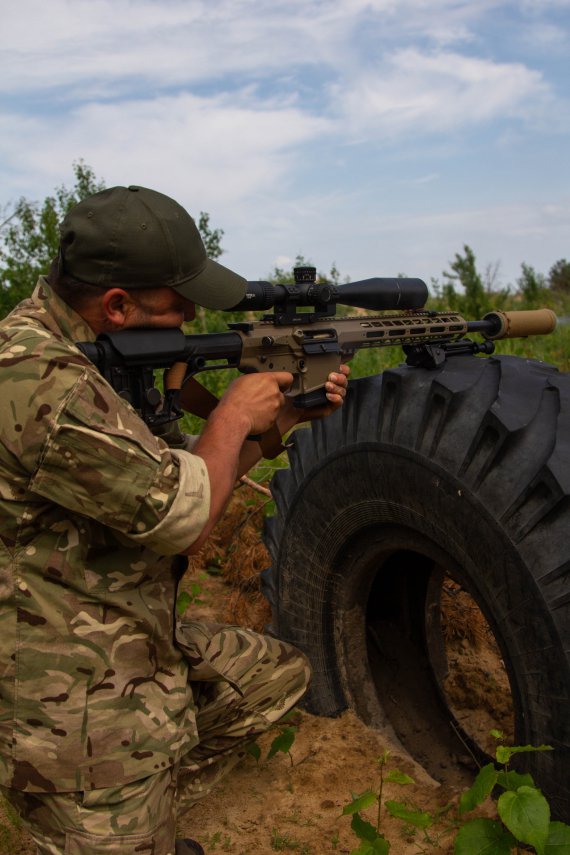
[[0, 0, 567, 289], [0, 91, 330, 207], [1, 1, 559, 151], [407, 173, 440, 185], [338, 199, 570, 285], [335, 48, 549, 135], [0, 0, 515, 96]]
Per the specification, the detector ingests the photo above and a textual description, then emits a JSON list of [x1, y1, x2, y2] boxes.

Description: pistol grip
[[291, 387, 330, 409]]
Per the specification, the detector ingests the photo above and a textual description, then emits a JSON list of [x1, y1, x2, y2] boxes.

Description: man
[[0, 186, 348, 855]]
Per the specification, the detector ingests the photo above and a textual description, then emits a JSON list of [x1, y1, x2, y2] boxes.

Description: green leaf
[[350, 838, 390, 855], [459, 763, 498, 814], [384, 769, 415, 785], [454, 818, 515, 855], [490, 729, 505, 740], [498, 786, 550, 855], [496, 769, 535, 791], [206, 564, 224, 576], [351, 812, 380, 842], [385, 801, 432, 829], [267, 726, 297, 760], [545, 821, 570, 853], [176, 591, 193, 615], [342, 790, 377, 816], [245, 742, 261, 763], [279, 710, 299, 723], [496, 743, 553, 765]]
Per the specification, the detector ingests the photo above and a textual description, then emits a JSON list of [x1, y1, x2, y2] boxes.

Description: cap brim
[[173, 258, 247, 310]]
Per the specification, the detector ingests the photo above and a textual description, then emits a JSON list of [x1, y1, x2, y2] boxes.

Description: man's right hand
[[185, 370, 294, 554], [215, 371, 294, 436]]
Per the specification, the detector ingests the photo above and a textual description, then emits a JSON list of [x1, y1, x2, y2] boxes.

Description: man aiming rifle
[[0, 185, 349, 855]]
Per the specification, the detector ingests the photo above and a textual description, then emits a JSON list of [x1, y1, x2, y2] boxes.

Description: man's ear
[[101, 288, 135, 327]]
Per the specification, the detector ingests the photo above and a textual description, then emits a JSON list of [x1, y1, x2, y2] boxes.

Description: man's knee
[[260, 635, 312, 706], [178, 619, 311, 700]]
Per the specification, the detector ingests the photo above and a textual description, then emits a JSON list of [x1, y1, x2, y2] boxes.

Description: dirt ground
[[0, 484, 505, 855]]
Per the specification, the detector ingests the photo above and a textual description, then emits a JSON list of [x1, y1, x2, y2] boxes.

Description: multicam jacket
[[0, 278, 210, 792]]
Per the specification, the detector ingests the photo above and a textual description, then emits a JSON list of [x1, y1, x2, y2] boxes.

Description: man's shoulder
[[1, 317, 90, 383], [1, 306, 97, 435], [0, 278, 94, 354]]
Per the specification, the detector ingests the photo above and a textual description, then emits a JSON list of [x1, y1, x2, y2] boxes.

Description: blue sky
[[1, 0, 568, 291]]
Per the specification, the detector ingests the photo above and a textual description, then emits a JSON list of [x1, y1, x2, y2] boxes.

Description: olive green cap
[[59, 185, 247, 310]]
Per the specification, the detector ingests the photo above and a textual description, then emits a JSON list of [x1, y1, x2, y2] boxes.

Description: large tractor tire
[[263, 354, 570, 820]]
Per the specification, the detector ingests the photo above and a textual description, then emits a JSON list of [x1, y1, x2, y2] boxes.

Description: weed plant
[[340, 737, 570, 855]]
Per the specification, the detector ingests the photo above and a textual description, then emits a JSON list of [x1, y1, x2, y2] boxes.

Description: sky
[[1, 0, 569, 291]]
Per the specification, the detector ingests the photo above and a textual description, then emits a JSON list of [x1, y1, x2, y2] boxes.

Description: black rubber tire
[[263, 354, 570, 820]]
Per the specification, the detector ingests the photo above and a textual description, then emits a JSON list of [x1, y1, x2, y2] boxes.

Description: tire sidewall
[[275, 442, 569, 791]]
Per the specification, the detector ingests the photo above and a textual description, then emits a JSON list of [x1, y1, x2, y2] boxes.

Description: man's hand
[[309, 363, 350, 416], [277, 363, 350, 432], [216, 371, 294, 436]]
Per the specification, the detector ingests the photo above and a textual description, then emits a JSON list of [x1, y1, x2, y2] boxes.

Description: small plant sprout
[[341, 751, 419, 854], [267, 724, 297, 766], [176, 582, 204, 615], [245, 710, 299, 766]]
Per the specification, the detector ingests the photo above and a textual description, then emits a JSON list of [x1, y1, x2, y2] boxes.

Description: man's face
[[125, 287, 196, 328], [80, 285, 198, 335]]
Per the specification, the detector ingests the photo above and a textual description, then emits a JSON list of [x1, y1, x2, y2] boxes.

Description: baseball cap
[[59, 185, 247, 310]]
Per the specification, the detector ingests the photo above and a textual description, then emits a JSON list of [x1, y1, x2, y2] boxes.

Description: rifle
[[76, 266, 557, 441]]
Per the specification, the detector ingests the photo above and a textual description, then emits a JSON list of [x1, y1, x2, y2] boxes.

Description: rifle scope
[[229, 266, 428, 313]]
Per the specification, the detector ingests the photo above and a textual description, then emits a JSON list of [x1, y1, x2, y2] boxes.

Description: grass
[[0, 794, 27, 853]]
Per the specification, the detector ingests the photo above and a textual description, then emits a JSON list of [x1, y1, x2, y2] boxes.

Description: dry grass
[[187, 483, 273, 631], [440, 580, 488, 649]]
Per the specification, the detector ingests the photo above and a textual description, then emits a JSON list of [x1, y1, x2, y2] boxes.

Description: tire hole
[[437, 579, 515, 755], [350, 549, 515, 785]]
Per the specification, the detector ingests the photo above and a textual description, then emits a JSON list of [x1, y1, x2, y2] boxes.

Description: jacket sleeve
[[28, 367, 210, 555]]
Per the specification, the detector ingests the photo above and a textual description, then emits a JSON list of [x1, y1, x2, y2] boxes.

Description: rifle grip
[[290, 387, 330, 409]]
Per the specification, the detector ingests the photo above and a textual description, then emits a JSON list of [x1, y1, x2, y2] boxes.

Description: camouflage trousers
[[1, 620, 311, 855]]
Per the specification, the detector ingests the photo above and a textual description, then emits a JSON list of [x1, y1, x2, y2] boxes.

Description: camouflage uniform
[[0, 280, 310, 854]]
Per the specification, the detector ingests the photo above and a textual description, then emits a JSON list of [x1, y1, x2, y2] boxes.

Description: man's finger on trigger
[[274, 371, 294, 391]]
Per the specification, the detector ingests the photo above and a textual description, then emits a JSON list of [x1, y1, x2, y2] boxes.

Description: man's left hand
[[277, 364, 350, 431]]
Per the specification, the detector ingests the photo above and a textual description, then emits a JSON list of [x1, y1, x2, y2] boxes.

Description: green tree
[[442, 245, 488, 318], [517, 262, 547, 306], [266, 254, 347, 286], [190, 212, 228, 336], [197, 211, 224, 261], [441, 245, 512, 317], [548, 259, 570, 293], [0, 161, 106, 315]]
